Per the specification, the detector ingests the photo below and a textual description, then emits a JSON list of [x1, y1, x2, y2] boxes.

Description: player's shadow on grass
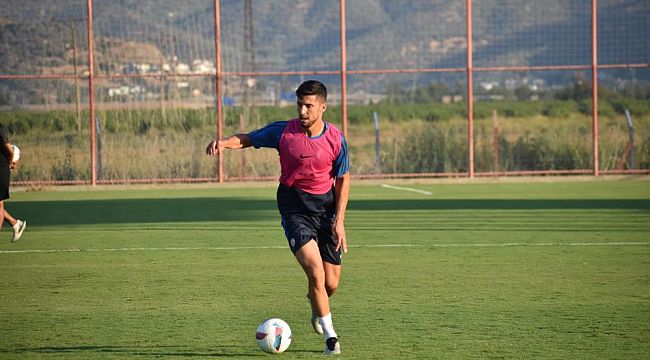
[[2, 345, 320, 357], [9, 197, 650, 227]]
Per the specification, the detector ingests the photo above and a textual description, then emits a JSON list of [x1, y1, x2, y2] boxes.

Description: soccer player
[[206, 80, 349, 355], [0, 124, 27, 242]]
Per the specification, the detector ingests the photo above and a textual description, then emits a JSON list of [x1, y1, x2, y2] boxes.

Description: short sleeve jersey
[[249, 118, 349, 194]]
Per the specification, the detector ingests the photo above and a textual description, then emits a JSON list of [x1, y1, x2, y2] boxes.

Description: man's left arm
[[333, 172, 350, 254], [332, 132, 350, 253]]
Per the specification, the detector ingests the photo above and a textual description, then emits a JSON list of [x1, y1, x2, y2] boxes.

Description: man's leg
[[295, 240, 330, 317], [6, 209, 25, 242], [295, 240, 341, 354], [0, 201, 4, 230], [308, 256, 341, 334], [4, 208, 16, 227], [307, 260, 340, 301]]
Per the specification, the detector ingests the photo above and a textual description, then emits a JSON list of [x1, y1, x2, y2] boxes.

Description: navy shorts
[[277, 184, 341, 265]]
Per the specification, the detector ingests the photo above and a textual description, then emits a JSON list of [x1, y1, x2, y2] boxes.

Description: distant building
[[175, 63, 190, 74], [192, 59, 216, 74]]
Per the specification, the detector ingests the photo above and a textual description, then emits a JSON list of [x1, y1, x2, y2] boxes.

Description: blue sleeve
[[333, 134, 350, 177], [248, 121, 287, 149]]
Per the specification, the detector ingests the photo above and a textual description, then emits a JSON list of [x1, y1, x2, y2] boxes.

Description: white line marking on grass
[[381, 184, 432, 195], [354, 242, 650, 248], [422, 242, 650, 248], [1, 242, 648, 254]]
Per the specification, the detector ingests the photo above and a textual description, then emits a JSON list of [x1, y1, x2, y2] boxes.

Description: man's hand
[[205, 140, 224, 156], [332, 218, 348, 254]]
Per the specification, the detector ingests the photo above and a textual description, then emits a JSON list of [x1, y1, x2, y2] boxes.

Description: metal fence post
[[87, 0, 97, 185], [592, 0, 599, 176], [214, 0, 224, 183], [466, 0, 474, 178]]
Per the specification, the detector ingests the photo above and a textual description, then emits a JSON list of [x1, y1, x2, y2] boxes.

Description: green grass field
[[1, 178, 649, 359]]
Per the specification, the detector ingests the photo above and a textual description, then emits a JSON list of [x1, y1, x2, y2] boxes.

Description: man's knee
[[306, 268, 326, 288], [323, 262, 341, 296], [325, 281, 338, 296]]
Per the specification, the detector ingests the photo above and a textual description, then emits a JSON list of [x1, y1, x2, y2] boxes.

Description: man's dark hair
[[296, 80, 327, 101]]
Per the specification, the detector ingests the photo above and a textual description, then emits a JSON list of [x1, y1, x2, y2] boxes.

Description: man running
[[206, 80, 350, 355]]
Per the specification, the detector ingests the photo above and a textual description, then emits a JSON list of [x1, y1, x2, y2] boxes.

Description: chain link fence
[[1, 0, 648, 185]]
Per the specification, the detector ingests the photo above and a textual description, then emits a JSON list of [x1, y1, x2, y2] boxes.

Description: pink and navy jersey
[[249, 118, 349, 194]]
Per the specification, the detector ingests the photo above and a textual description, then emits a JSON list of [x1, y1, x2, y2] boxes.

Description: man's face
[[296, 95, 327, 130]]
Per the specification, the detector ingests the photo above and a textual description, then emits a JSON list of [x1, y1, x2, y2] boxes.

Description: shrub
[[395, 123, 468, 173], [542, 100, 579, 118], [608, 98, 650, 117]]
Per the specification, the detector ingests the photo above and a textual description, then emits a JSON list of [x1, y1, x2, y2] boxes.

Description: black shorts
[[0, 165, 9, 201], [281, 213, 341, 265], [277, 184, 341, 265]]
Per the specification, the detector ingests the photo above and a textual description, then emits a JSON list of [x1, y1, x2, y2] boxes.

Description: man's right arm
[[206, 120, 287, 156], [205, 134, 251, 156]]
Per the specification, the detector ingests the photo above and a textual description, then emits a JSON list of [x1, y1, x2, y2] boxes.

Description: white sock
[[318, 313, 337, 340]]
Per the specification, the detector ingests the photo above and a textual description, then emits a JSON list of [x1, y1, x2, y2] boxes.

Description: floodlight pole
[[591, 0, 599, 176], [87, 0, 97, 185], [214, 0, 224, 183], [466, 0, 474, 178]]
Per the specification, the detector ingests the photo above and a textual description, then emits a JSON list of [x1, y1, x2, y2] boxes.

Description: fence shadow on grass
[[8, 196, 649, 227], [9, 197, 279, 226], [351, 199, 650, 211]]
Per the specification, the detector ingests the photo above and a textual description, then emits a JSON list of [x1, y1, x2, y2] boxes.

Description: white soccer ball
[[11, 145, 20, 162], [255, 318, 292, 354]]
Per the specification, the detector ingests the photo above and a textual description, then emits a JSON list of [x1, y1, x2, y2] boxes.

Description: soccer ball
[[255, 318, 292, 353], [11, 145, 20, 162]]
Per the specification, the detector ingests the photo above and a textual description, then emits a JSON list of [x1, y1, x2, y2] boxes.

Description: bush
[[395, 123, 468, 173], [608, 98, 650, 117], [542, 100, 579, 118], [51, 152, 79, 181]]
